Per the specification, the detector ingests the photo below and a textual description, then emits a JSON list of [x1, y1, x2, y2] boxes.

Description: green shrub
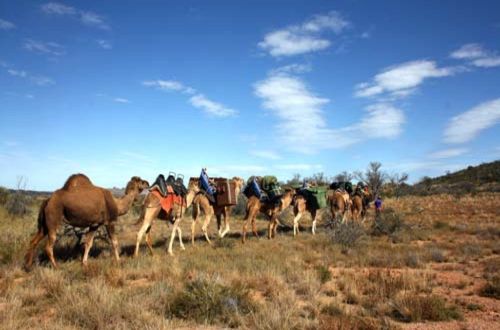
[[391, 295, 462, 322], [479, 276, 500, 299], [371, 208, 404, 236], [331, 221, 364, 252], [316, 264, 332, 284], [167, 276, 255, 326], [5, 192, 32, 217]]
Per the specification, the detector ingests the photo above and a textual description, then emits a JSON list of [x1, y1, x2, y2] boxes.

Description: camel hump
[[62, 173, 93, 191]]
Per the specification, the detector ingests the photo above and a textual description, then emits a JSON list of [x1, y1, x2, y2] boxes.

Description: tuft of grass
[[331, 221, 364, 252], [167, 275, 255, 326], [479, 276, 500, 300], [316, 264, 331, 284], [390, 294, 462, 322]]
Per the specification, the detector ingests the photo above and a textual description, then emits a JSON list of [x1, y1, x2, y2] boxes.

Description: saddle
[[335, 189, 351, 206], [149, 173, 187, 197]]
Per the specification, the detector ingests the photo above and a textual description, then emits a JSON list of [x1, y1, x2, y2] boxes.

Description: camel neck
[[116, 190, 138, 215]]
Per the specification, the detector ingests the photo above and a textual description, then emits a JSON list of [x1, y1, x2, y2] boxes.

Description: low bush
[[479, 276, 500, 299], [5, 191, 32, 217], [371, 208, 405, 236], [391, 294, 462, 322], [331, 221, 364, 252], [167, 275, 255, 326]]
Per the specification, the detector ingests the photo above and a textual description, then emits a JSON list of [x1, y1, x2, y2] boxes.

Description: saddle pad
[[151, 190, 185, 213]]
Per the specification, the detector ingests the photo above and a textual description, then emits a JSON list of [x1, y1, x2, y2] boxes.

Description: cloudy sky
[[1, 1, 499, 190]]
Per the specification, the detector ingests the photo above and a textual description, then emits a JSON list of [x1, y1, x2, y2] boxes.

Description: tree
[[354, 162, 386, 197], [311, 172, 329, 185], [387, 172, 409, 198], [334, 171, 353, 182], [287, 173, 302, 186]]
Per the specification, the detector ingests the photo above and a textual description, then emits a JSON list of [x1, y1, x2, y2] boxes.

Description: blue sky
[[1, 0, 499, 190]]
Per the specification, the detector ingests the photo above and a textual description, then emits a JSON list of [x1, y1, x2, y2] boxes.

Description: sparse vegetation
[[0, 187, 498, 328]]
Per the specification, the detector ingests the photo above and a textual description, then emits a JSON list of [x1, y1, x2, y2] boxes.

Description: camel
[[327, 189, 352, 223], [133, 182, 197, 257], [24, 174, 149, 270], [188, 177, 244, 245], [242, 188, 295, 243], [292, 189, 326, 236], [351, 190, 372, 222]]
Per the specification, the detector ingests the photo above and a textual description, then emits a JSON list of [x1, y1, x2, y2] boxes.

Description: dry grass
[[0, 192, 499, 329]]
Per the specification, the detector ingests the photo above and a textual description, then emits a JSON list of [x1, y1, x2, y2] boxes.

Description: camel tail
[[37, 198, 50, 234]]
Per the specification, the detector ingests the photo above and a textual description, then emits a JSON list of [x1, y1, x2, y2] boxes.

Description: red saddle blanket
[[151, 188, 185, 213]]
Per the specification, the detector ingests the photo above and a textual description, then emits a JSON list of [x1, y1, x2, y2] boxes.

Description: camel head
[[125, 176, 150, 195], [188, 177, 201, 193], [232, 176, 244, 190]]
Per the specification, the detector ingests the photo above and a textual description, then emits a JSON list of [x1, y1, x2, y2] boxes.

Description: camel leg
[[168, 218, 180, 255], [106, 224, 120, 262], [216, 212, 223, 237], [242, 212, 249, 244], [311, 209, 317, 235], [220, 211, 230, 238], [134, 219, 152, 257], [24, 229, 46, 270], [293, 212, 302, 237], [177, 226, 185, 250], [145, 227, 154, 255], [252, 214, 259, 238], [82, 227, 98, 265], [42, 227, 59, 268], [191, 204, 199, 245], [201, 213, 212, 244]]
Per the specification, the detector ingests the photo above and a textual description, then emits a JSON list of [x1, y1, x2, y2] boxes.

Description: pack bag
[[214, 178, 237, 206], [261, 176, 282, 199], [244, 176, 262, 199]]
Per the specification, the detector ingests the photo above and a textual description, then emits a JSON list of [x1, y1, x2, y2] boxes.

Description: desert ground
[[0, 193, 499, 329]]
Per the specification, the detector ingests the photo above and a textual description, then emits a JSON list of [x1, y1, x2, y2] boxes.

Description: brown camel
[[327, 190, 351, 223], [351, 191, 372, 222], [292, 193, 324, 236], [189, 177, 244, 245], [133, 183, 197, 257], [242, 188, 295, 243], [24, 174, 149, 269]]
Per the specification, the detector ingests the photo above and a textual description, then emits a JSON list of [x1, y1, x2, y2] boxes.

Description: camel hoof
[[167, 250, 174, 256], [180, 246, 186, 251]]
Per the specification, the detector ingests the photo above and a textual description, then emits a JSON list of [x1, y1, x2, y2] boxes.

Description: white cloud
[[143, 79, 235, 117], [444, 98, 500, 144], [355, 60, 455, 98], [450, 43, 485, 59], [142, 80, 195, 94], [41, 2, 109, 29], [24, 39, 66, 56], [189, 94, 236, 117], [41, 2, 76, 15], [7, 69, 27, 78], [6, 67, 55, 86], [80, 11, 109, 30], [472, 57, 500, 68], [270, 63, 312, 75], [114, 98, 130, 104], [97, 39, 112, 50], [353, 103, 405, 138], [259, 11, 349, 57], [0, 19, 15, 30], [254, 72, 356, 153], [249, 150, 281, 160], [429, 148, 468, 159], [450, 43, 500, 68]]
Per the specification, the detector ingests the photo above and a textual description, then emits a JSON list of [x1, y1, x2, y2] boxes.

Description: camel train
[[24, 171, 373, 269]]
